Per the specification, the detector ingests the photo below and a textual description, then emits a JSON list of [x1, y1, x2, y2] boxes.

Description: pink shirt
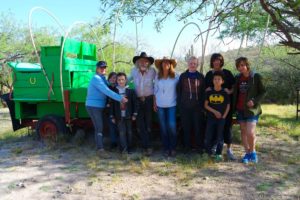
[[130, 66, 156, 97]]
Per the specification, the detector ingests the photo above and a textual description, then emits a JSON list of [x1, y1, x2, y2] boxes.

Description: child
[[204, 71, 230, 161], [110, 72, 138, 154], [232, 57, 266, 164], [106, 72, 118, 149]]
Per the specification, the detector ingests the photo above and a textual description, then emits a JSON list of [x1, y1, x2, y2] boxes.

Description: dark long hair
[[210, 53, 224, 68], [157, 62, 176, 79]]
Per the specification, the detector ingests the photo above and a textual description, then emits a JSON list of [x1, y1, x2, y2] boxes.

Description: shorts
[[236, 111, 259, 123]]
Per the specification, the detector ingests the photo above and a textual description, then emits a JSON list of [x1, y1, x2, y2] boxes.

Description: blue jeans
[[117, 118, 133, 151], [157, 106, 177, 152], [86, 106, 104, 150], [204, 117, 225, 155], [109, 118, 118, 146]]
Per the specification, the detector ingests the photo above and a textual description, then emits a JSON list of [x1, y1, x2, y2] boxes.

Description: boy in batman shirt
[[204, 71, 230, 161]]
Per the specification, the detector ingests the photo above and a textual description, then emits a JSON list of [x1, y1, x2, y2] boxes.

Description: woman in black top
[[205, 53, 236, 160]]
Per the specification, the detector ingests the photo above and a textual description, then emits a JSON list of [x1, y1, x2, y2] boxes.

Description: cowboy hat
[[154, 57, 177, 68], [132, 52, 154, 64]]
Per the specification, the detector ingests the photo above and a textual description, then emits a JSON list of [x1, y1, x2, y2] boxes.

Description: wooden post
[[297, 88, 299, 120]]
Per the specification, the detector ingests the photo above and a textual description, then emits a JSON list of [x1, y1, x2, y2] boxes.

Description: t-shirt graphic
[[205, 89, 229, 118], [209, 94, 224, 104], [236, 75, 249, 111]]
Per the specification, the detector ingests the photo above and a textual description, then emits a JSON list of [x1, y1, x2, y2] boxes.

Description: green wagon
[[4, 37, 98, 140]]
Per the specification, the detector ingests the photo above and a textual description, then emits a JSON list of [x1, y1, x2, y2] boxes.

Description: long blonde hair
[[157, 62, 175, 79]]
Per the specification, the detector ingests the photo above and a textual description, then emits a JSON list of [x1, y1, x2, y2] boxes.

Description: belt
[[138, 95, 153, 101]]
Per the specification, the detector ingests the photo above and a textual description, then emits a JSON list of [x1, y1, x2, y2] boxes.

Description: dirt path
[[0, 111, 299, 200]]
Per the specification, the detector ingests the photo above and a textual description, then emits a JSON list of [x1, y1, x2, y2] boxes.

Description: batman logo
[[209, 94, 224, 104]]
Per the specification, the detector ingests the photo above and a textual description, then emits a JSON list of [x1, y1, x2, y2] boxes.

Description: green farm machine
[[3, 37, 98, 140]]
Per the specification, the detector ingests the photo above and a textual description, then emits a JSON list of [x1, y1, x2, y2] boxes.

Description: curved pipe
[[59, 21, 105, 110], [29, 6, 66, 59], [171, 22, 203, 58], [28, 6, 66, 95]]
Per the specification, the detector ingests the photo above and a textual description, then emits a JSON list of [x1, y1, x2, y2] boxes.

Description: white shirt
[[154, 74, 179, 108]]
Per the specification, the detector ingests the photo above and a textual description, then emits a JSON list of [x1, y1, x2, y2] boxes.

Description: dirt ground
[[0, 108, 299, 200]]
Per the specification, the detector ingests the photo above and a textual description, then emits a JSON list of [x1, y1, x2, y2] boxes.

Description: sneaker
[[97, 149, 111, 159], [163, 150, 169, 157], [170, 150, 176, 157], [215, 154, 223, 162], [242, 153, 250, 164], [227, 149, 236, 161], [144, 148, 152, 156], [249, 151, 258, 163]]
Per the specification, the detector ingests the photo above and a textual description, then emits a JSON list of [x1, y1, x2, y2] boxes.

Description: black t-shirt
[[205, 69, 235, 89], [205, 89, 229, 118]]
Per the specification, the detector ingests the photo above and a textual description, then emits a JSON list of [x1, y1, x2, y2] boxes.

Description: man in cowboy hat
[[130, 52, 156, 155]]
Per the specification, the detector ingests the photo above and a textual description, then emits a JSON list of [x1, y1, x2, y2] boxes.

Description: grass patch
[[175, 154, 212, 169], [11, 147, 23, 155], [259, 104, 300, 140], [256, 182, 273, 191], [59, 165, 81, 173], [0, 128, 31, 144], [39, 185, 52, 192], [140, 157, 151, 169], [7, 183, 17, 190]]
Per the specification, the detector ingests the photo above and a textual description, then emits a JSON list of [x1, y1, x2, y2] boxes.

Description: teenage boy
[[110, 72, 138, 154], [204, 71, 230, 161]]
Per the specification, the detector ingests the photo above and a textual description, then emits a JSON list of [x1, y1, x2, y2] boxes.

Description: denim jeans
[[109, 118, 118, 146], [117, 118, 133, 151], [204, 116, 225, 155], [180, 105, 205, 150], [157, 106, 177, 152], [137, 97, 153, 149], [216, 110, 232, 153], [86, 106, 104, 150]]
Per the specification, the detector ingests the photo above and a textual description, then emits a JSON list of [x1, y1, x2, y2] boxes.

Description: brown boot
[[97, 149, 111, 159], [170, 150, 176, 157], [145, 148, 152, 156]]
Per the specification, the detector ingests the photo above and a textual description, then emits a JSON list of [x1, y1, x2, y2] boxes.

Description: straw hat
[[154, 57, 177, 68]]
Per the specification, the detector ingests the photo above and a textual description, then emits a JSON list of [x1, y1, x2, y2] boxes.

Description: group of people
[[85, 52, 266, 164]]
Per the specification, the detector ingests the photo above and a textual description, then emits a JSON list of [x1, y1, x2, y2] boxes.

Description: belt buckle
[[140, 96, 145, 101]]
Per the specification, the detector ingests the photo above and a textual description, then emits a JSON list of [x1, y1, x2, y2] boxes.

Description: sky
[[0, 0, 241, 59]]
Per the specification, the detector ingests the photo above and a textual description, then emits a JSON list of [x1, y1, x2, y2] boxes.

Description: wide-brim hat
[[154, 57, 177, 68], [132, 52, 154, 64]]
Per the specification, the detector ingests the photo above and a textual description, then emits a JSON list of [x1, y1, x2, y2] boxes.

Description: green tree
[[99, 0, 300, 53]]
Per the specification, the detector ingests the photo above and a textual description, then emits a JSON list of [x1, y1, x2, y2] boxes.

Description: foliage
[[99, 0, 300, 53], [260, 46, 300, 104]]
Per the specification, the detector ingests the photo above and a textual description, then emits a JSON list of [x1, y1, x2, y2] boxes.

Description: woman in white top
[[153, 57, 179, 157]]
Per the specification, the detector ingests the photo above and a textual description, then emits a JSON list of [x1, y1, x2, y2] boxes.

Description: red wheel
[[36, 115, 66, 141]]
